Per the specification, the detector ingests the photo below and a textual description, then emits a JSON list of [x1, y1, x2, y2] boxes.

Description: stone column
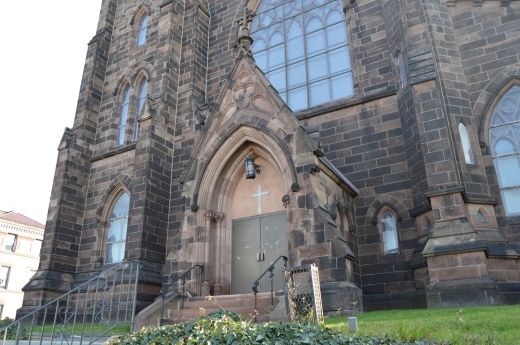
[[201, 210, 214, 296], [213, 213, 225, 295]]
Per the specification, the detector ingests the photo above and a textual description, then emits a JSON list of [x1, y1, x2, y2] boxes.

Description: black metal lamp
[[245, 155, 260, 179]]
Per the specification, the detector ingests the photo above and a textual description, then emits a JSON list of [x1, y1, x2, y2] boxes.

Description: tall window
[[381, 211, 399, 254], [137, 13, 149, 47], [489, 85, 520, 216], [250, 0, 353, 111], [133, 79, 148, 141], [4, 234, 16, 252], [459, 122, 474, 164], [117, 87, 131, 146], [106, 193, 130, 263], [0, 267, 10, 289], [397, 52, 408, 88]]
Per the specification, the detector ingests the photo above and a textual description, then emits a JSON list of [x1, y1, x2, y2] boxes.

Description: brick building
[[21, 0, 520, 317], [0, 212, 43, 319]]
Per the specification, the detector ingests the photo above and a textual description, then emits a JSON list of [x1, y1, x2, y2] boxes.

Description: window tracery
[[105, 193, 130, 263], [489, 85, 520, 216], [250, 0, 353, 111]]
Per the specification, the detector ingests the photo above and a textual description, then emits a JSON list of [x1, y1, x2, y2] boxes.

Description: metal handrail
[[251, 255, 288, 323], [159, 265, 204, 324], [0, 259, 142, 344]]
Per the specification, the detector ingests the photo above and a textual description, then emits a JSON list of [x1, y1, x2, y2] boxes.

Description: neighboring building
[[0, 212, 43, 319], [19, 0, 520, 318]]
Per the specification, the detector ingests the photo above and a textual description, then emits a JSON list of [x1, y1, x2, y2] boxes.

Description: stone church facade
[[20, 0, 520, 317]]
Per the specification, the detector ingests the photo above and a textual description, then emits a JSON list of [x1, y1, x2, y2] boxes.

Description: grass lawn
[[28, 323, 131, 336], [326, 305, 520, 344]]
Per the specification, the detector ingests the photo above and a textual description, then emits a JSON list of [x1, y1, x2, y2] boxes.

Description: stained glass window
[[117, 86, 131, 146], [137, 14, 148, 47], [489, 86, 520, 216], [381, 211, 399, 254], [106, 193, 130, 263], [133, 79, 148, 141], [250, 0, 353, 111], [459, 123, 474, 164]]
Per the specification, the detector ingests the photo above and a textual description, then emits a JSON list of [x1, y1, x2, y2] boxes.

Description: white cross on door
[[251, 185, 269, 215]]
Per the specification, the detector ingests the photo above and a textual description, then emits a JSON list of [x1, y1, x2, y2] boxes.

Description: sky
[[0, 1, 103, 224]]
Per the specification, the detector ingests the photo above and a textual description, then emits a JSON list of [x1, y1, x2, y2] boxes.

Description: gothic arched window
[[117, 86, 131, 146], [106, 193, 130, 263], [459, 122, 474, 164], [137, 13, 149, 47], [381, 211, 399, 254], [489, 85, 520, 216], [250, 0, 353, 111], [133, 79, 148, 141]]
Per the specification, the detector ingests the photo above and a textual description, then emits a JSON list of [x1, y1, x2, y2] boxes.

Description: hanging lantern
[[245, 155, 256, 179]]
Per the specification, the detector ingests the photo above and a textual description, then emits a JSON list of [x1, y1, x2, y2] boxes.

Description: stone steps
[[160, 292, 285, 325]]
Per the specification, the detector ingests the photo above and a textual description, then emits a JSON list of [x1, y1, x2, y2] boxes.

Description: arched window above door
[[489, 85, 520, 216], [250, 0, 353, 112], [105, 193, 130, 263]]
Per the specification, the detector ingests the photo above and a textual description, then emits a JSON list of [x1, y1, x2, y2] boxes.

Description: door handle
[[256, 253, 265, 261]]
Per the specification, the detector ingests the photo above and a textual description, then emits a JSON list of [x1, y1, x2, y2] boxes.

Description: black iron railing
[[0, 260, 142, 345], [159, 265, 204, 324], [251, 255, 288, 323]]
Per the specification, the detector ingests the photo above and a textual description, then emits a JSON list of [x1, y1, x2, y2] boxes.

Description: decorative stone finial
[[236, 8, 255, 53]]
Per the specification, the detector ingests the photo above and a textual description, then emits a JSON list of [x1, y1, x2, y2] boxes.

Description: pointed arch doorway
[[203, 144, 290, 295], [227, 154, 289, 294]]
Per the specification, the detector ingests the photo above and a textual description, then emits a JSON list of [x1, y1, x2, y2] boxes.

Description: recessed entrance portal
[[232, 211, 288, 294]]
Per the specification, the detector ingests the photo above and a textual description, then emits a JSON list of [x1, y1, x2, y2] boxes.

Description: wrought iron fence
[[0, 260, 142, 345], [284, 263, 324, 324]]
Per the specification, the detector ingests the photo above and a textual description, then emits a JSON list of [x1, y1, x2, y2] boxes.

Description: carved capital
[[309, 164, 321, 175], [291, 183, 300, 192], [214, 212, 225, 223], [282, 195, 290, 209], [204, 210, 214, 221]]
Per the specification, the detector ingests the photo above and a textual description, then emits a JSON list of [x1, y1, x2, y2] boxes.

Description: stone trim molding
[[295, 88, 396, 120], [88, 30, 105, 46], [186, 124, 299, 204], [90, 142, 136, 162], [130, 4, 151, 25], [95, 174, 133, 222]]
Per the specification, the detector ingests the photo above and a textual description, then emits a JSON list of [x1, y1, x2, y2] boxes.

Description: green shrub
[[106, 310, 444, 345], [0, 318, 29, 340]]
